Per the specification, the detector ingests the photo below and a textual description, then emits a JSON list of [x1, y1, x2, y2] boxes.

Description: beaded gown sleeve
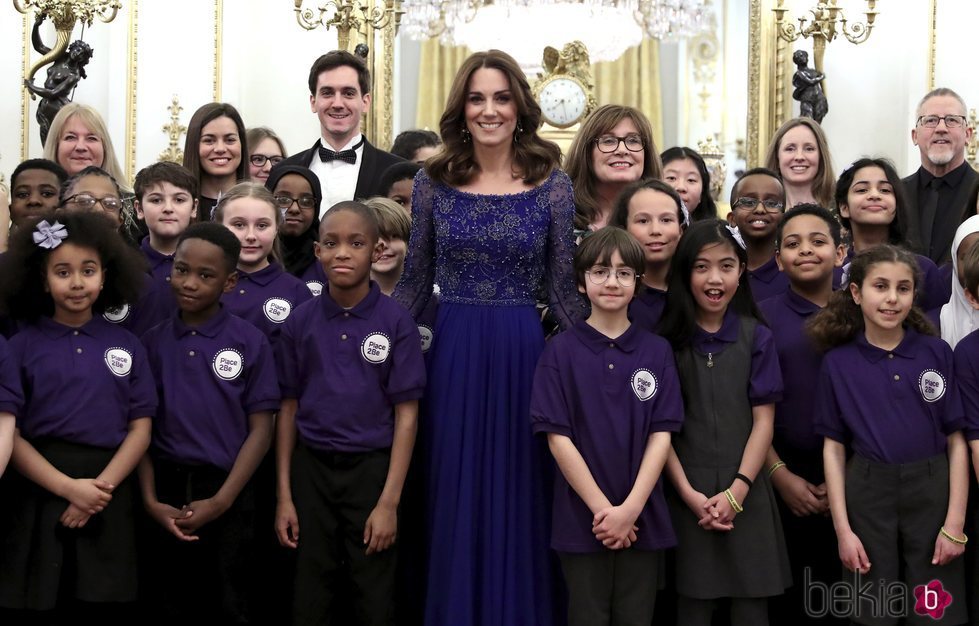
[[544, 171, 587, 330], [394, 170, 437, 318]]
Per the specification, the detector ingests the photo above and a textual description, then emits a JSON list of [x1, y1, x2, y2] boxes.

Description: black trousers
[[292, 443, 396, 626], [139, 459, 255, 625], [844, 454, 967, 626], [558, 549, 662, 626]]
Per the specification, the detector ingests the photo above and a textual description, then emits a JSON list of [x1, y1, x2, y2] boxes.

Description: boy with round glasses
[[726, 168, 789, 302]]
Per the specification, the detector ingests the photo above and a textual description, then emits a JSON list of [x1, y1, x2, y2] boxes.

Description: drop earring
[[461, 127, 471, 144]]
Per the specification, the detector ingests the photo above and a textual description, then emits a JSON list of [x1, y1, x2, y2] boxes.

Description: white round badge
[[631, 369, 658, 401], [361, 333, 391, 364], [213, 348, 244, 381], [418, 325, 434, 353], [263, 298, 293, 324], [103, 304, 130, 323], [918, 369, 946, 403], [306, 281, 324, 297], [104, 348, 133, 377]]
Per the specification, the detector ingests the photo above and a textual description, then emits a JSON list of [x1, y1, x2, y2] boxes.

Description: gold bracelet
[[768, 461, 786, 477], [724, 489, 743, 514], [940, 527, 969, 545]]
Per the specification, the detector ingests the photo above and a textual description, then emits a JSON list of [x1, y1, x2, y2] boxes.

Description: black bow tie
[[318, 137, 364, 164]]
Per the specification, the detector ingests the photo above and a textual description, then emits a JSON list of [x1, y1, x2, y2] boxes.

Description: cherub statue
[[24, 15, 94, 146], [791, 49, 828, 124]]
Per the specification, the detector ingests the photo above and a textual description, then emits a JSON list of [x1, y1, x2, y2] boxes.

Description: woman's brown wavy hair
[[425, 49, 561, 187]]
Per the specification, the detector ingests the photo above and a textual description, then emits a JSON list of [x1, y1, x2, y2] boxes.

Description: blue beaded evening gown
[[395, 168, 583, 626]]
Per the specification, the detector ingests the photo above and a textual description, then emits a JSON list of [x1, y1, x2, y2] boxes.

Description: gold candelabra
[[293, 0, 402, 51], [772, 0, 878, 76], [14, 0, 121, 81], [159, 95, 186, 164]]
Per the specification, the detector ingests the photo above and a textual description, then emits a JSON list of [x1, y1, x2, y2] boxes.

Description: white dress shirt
[[309, 133, 365, 219]]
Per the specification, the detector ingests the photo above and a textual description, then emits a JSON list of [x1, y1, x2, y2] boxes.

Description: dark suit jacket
[[280, 137, 405, 201], [902, 163, 978, 265]]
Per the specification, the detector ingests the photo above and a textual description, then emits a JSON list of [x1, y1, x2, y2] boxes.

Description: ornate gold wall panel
[[126, 0, 138, 182], [214, 0, 223, 101]]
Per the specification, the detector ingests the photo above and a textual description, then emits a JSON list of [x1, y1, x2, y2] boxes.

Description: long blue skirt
[[422, 302, 555, 626]]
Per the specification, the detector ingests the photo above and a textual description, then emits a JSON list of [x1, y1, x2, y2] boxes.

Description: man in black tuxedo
[[281, 50, 403, 218], [903, 87, 977, 266]]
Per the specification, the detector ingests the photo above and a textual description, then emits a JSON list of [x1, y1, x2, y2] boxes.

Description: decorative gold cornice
[[125, 0, 138, 182], [213, 0, 223, 101]]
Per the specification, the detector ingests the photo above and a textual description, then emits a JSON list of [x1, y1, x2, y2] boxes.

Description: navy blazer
[[902, 163, 978, 266]]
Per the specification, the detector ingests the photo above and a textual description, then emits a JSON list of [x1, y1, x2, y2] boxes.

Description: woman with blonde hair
[[395, 48, 583, 626], [564, 104, 662, 237], [42, 103, 129, 190], [764, 116, 835, 208]]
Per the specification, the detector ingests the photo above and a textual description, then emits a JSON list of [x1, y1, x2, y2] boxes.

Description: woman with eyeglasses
[[264, 165, 323, 284], [565, 105, 663, 241], [764, 117, 836, 209], [247, 127, 288, 184], [59, 166, 127, 230], [183, 103, 249, 221]]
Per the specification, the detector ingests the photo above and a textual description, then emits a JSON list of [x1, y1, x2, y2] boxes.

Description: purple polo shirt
[[276, 282, 426, 453], [693, 310, 783, 406], [953, 329, 979, 441], [748, 256, 790, 303], [300, 261, 327, 298], [531, 321, 683, 552], [142, 308, 281, 471], [6, 316, 157, 448], [222, 263, 312, 345], [102, 238, 177, 336], [814, 329, 965, 463], [759, 289, 825, 452], [0, 336, 22, 415], [628, 285, 667, 334], [417, 292, 439, 356]]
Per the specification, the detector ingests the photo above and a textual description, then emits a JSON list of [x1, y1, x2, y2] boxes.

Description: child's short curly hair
[[0, 211, 148, 321]]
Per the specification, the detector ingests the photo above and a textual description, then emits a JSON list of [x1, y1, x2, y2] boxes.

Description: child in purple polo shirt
[[810, 244, 968, 625], [215, 182, 312, 346], [758, 204, 845, 624], [0, 211, 155, 623], [275, 201, 426, 626], [659, 219, 790, 626], [531, 227, 683, 626], [0, 337, 17, 477], [726, 168, 790, 302], [138, 222, 280, 624], [611, 179, 686, 333]]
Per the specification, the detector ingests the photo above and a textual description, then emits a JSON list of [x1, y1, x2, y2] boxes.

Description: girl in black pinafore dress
[[659, 220, 791, 626]]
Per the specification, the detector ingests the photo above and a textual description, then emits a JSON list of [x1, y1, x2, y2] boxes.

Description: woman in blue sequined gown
[[394, 50, 583, 626]]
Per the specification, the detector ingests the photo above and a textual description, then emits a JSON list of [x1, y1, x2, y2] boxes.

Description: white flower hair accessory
[[679, 200, 691, 227], [33, 220, 68, 250], [725, 224, 747, 250]]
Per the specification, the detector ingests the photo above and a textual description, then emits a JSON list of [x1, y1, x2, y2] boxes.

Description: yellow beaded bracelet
[[940, 527, 969, 545], [724, 489, 743, 514], [769, 461, 786, 477]]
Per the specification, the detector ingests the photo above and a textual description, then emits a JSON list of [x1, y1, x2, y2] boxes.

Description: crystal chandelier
[[400, 0, 713, 66]]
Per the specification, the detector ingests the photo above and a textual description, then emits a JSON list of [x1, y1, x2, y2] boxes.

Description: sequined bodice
[[395, 169, 584, 329]]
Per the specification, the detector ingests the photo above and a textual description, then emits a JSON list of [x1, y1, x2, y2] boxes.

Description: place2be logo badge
[[104, 348, 133, 377], [918, 369, 946, 403], [263, 298, 293, 324], [213, 348, 244, 381], [361, 333, 390, 364], [103, 304, 130, 323], [631, 369, 657, 401]]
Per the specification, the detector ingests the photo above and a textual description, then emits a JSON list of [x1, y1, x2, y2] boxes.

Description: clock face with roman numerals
[[538, 76, 588, 129]]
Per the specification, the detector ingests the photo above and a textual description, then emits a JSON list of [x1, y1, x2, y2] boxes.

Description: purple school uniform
[[5, 316, 157, 448], [694, 310, 783, 405], [748, 256, 790, 302], [222, 263, 312, 345], [531, 321, 683, 552], [103, 238, 177, 337], [0, 336, 22, 415], [628, 285, 667, 333], [839, 249, 950, 312], [953, 328, 979, 441], [758, 289, 825, 452], [300, 261, 327, 297], [814, 329, 965, 463], [141, 308, 281, 471], [276, 282, 426, 452], [417, 291, 439, 355]]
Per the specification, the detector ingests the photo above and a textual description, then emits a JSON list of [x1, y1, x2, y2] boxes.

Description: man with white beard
[[903, 87, 977, 265]]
